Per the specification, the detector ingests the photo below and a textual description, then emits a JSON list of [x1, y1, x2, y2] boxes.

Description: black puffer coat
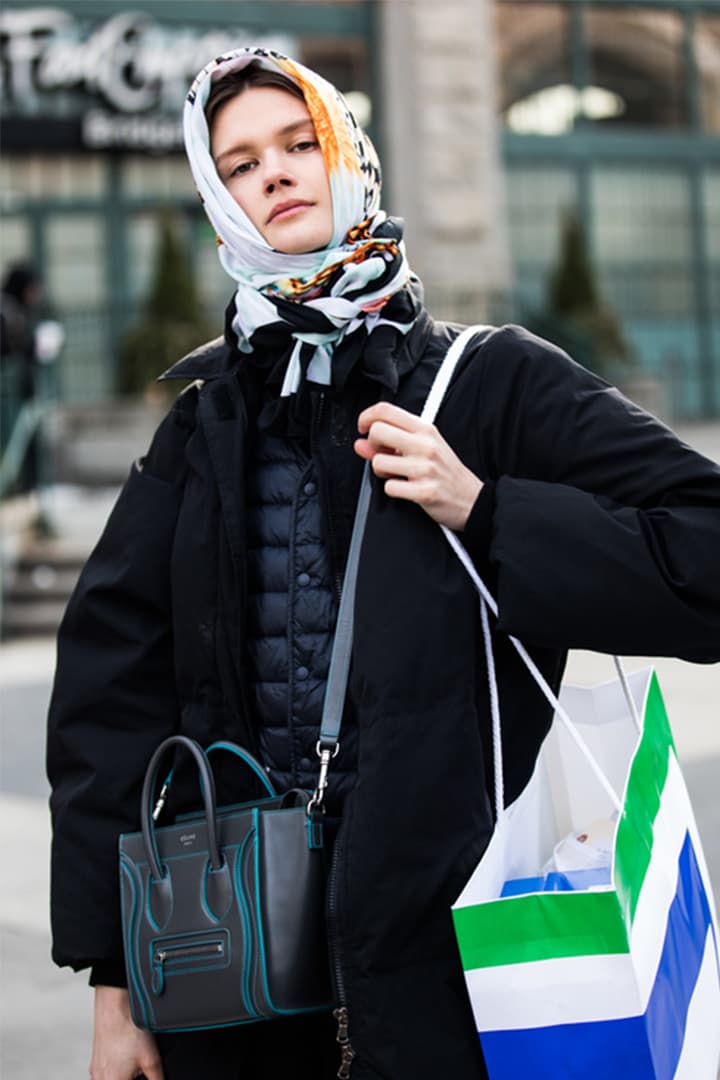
[[47, 311, 720, 1078]]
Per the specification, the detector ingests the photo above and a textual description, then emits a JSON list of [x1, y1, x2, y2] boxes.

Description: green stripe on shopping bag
[[614, 673, 676, 927], [452, 888, 629, 970]]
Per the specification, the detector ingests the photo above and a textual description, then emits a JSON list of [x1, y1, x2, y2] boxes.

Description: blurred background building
[[1, 0, 718, 414], [1, 0, 719, 635]]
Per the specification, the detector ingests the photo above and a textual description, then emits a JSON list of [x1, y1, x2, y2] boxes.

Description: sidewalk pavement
[[1, 421, 719, 1077]]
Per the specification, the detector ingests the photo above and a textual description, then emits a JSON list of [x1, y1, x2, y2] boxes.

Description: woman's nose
[[263, 155, 294, 194]]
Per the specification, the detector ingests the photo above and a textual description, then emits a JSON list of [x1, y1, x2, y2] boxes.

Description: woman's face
[[210, 86, 334, 255]]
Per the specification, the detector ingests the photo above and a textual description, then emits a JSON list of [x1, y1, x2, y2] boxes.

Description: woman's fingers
[[368, 453, 428, 480], [354, 403, 483, 531], [356, 419, 423, 461], [357, 401, 426, 437]]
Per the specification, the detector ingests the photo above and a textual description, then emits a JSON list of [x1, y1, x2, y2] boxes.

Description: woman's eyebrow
[[214, 118, 316, 166]]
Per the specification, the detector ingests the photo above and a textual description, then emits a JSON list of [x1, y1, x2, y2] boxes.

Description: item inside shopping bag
[[500, 866, 612, 897], [501, 817, 616, 897]]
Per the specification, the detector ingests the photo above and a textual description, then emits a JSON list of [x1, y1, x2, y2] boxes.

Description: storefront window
[[705, 172, 720, 264], [495, 3, 573, 133], [46, 215, 105, 308], [126, 210, 229, 325], [46, 214, 108, 399], [584, 7, 688, 128], [0, 216, 30, 267], [697, 16, 720, 134], [505, 167, 577, 307], [704, 171, 720, 323], [507, 167, 577, 262], [591, 169, 693, 315], [0, 155, 104, 201], [126, 212, 165, 307], [122, 157, 196, 200]]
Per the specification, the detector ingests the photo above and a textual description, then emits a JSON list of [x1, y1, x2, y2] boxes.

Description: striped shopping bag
[[452, 666, 720, 1079]]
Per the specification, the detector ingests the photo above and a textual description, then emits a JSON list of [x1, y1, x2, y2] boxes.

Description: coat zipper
[[328, 832, 356, 1077], [313, 386, 356, 1074]]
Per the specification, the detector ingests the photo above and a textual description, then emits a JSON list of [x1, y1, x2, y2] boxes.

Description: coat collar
[[158, 309, 435, 388], [158, 335, 235, 382]]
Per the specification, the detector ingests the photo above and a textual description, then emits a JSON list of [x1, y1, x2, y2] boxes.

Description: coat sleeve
[[46, 390, 196, 973], [461, 326, 720, 662]]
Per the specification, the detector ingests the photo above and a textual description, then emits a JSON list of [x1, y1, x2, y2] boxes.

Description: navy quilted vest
[[244, 429, 358, 818]]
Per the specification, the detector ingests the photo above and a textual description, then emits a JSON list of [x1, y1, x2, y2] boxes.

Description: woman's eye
[[292, 139, 318, 153], [229, 160, 255, 178]]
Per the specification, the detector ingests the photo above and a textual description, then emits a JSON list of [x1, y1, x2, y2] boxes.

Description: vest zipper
[[328, 834, 356, 1076], [311, 390, 343, 605]]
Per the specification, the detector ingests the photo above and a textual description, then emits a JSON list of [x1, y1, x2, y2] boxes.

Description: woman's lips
[[267, 200, 313, 223]]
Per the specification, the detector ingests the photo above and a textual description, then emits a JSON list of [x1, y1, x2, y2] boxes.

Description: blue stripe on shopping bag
[[479, 832, 717, 1080]]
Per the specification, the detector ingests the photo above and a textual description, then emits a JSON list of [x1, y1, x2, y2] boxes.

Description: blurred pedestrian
[[1, 262, 44, 492], [0, 262, 42, 366], [46, 47, 720, 1080]]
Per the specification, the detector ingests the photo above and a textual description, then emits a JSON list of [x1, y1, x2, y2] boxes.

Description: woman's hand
[[90, 986, 164, 1080], [355, 402, 483, 531]]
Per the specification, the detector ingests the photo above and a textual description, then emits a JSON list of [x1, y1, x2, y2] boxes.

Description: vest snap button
[[296, 666, 309, 680], [297, 572, 310, 587]]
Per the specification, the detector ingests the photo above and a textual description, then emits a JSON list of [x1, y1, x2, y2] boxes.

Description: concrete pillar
[[378, 0, 511, 322]]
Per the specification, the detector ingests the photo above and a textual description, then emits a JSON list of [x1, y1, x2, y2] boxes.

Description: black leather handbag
[[119, 737, 331, 1032], [118, 461, 373, 1034]]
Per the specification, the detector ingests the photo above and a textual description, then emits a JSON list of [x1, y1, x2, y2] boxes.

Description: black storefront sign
[[0, 6, 294, 152]]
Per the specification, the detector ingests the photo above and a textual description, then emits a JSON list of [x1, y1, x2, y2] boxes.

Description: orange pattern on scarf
[[268, 220, 400, 300], [276, 58, 360, 180]]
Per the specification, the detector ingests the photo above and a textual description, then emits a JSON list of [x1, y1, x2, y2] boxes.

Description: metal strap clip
[[307, 739, 340, 815]]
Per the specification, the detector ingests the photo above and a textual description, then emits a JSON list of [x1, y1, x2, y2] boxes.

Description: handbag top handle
[[141, 734, 223, 880]]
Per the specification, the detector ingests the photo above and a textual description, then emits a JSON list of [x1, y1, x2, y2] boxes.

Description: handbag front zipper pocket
[[151, 931, 229, 996]]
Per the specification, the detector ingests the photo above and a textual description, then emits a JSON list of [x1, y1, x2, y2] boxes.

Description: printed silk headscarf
[[183, 46, 419, 405]]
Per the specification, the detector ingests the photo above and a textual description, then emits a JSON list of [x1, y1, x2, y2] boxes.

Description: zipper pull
[[337, 1044, 355, 1079], [151, 953, 165, 996], [334, 1005, 350, 1045], [333, 1007, 355, 1077]]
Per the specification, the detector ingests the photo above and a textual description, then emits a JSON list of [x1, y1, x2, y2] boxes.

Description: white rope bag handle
[[420, 326, 638, 822]]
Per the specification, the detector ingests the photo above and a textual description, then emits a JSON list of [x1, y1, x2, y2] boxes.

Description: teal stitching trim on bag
[[145, 870, 174, 934], [146, 881, 161, 934], [252, 809, 326, 1017], [234, 829, 260, 1018], [120, 854, 154, 1030], [202, 856, 232, 923], [206, 741, 276, 797], [306, 812, 324, 851]]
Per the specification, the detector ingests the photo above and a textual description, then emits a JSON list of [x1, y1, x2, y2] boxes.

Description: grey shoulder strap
[[318, 324, 491, 751]]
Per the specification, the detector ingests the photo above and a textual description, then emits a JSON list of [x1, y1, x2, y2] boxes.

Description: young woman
[[47, 47, 720, 1080]]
